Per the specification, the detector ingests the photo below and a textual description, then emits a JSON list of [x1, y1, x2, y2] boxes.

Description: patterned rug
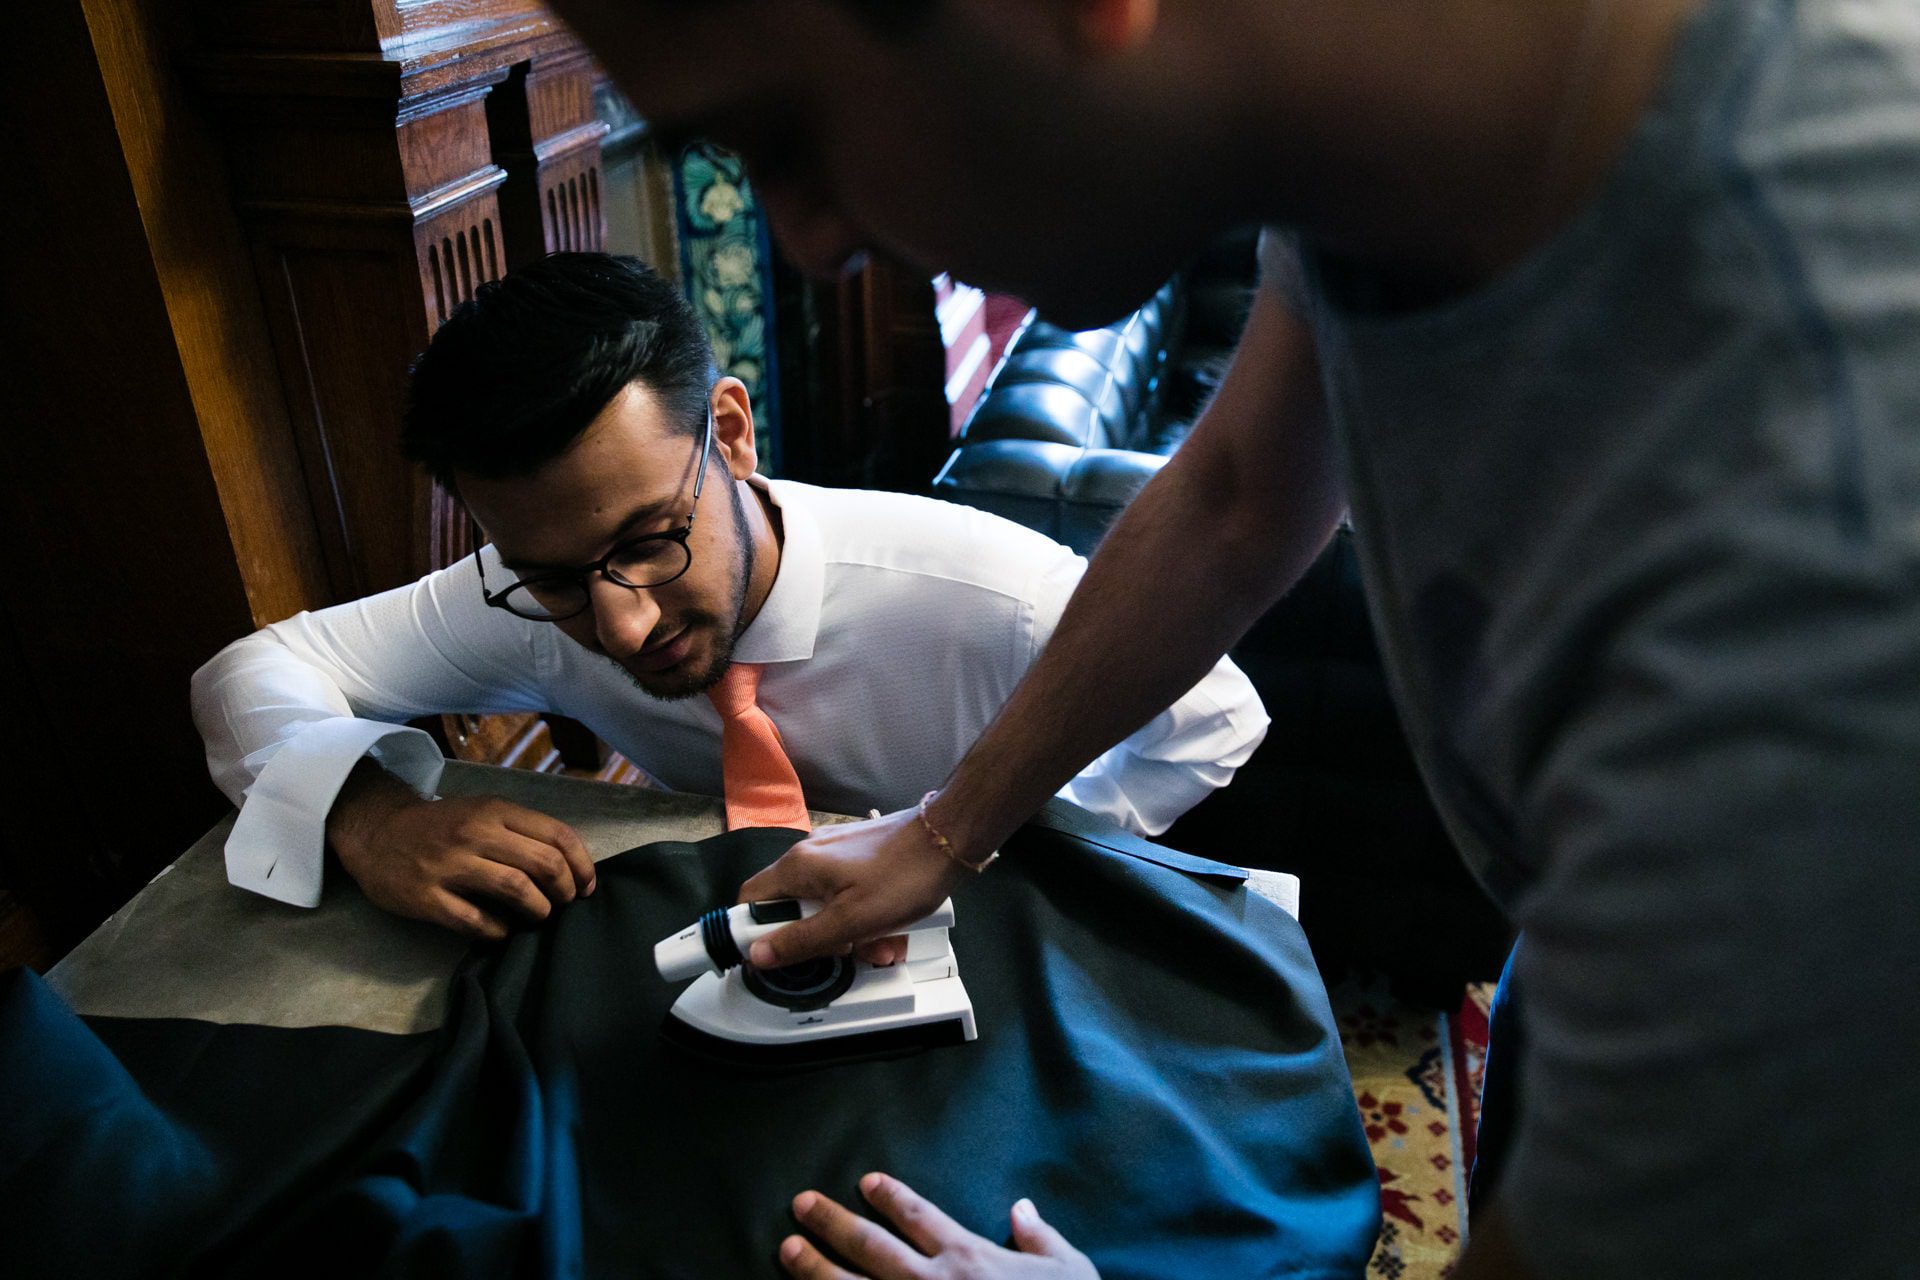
[[1331, 977, 1494, 1279]]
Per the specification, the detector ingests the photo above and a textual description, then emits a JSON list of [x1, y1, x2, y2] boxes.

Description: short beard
[[618, 475, 756, 702]]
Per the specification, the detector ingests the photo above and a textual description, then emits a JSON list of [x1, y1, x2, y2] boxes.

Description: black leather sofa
[[933, 231, 1256, 554], [932, 238, 1510, 1004]]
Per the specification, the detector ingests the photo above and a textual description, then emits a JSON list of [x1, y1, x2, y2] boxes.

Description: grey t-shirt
[[1267, 0, 1919, 1272]]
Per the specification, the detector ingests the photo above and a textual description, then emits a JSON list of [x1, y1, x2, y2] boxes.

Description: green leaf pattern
[[677, 148, 780, 471]]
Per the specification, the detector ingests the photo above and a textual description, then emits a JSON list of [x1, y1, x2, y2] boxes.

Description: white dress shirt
[[193, 478, 1268, 906]]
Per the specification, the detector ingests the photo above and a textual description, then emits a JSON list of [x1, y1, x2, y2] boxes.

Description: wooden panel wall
[[2, 0, 627, 965], [597, 86, 681, 276], [490, 46, 610, 264], [192, 3, 617, 772], [81, 0, 335, 626], [195, 60, 512, 594], [776, 254, 955, 493], [0, 0, 261, 950]]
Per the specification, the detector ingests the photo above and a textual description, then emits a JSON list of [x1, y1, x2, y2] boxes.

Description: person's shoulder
[[771, 479, 1081, 598]]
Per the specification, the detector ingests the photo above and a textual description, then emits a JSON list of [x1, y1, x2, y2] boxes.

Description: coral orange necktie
[[705, 662, 812, 832]]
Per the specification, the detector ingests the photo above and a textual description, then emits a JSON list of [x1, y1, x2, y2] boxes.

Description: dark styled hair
[[403, 253, 716, 485]]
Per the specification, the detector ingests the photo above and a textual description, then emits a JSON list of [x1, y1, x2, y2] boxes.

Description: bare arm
[[924, 282, 1341, 861], [740, 281, 1345, 963]]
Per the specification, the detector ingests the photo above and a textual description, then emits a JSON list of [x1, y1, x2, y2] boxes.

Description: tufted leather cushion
[[933, 440, 1167, 558], [970, 278, 1185, 458]]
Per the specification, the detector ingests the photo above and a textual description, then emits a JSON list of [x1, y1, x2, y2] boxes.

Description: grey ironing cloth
[[47, 763, 839, 1034]]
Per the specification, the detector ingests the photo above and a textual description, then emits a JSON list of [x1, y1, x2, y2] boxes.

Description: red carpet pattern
[[1331, 977, 1494, 1279]]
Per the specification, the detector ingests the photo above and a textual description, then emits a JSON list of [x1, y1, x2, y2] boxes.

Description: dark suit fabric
[[1, 811, 1378, 1279]]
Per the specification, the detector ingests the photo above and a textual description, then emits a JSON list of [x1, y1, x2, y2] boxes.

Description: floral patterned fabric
[[675, 148, 784, 473], [1333, 977, 1494, 1279]]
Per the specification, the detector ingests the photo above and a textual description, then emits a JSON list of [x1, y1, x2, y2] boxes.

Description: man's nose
[[588, 574, 661, 656]]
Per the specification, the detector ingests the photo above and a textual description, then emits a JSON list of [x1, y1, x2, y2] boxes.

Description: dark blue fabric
[[1031, 797, 1249, 881], [228, 942, 569, 1279], [1468, 939, 1523, 1217], [1, 817, 1376, 1279], [0, 967, 444, 1277]]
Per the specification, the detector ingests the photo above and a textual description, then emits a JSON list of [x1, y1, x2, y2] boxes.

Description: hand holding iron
[[737, 806, 971, 969]]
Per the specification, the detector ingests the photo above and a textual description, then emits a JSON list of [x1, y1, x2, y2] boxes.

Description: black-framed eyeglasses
[[474, 405, 715, 622]]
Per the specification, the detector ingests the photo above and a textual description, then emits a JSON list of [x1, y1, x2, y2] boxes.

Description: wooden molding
[[192, 4, 603, 592], [194, 1, 621, 778], [487, 44, 609, 266]]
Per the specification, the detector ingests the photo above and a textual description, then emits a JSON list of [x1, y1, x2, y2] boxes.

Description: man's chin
[[615, 642, 728, 701]]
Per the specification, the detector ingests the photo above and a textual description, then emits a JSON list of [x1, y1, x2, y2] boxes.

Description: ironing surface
[[1, 814, 1377, 1279]]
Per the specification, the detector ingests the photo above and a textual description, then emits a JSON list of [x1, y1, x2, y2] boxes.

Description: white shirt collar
[[731, 475, 822, 664]]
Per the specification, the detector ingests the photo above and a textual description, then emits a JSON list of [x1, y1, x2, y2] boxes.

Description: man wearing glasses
[[190, 252, 1266, 942]]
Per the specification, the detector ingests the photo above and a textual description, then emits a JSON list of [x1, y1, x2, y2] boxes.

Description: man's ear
[[1070, 0, 1157, 53], [710, 377, 759, 480]]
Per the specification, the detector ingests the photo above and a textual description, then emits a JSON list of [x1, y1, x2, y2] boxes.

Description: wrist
[[326, 759, 421, 860], [919, 789, 1001, 872]]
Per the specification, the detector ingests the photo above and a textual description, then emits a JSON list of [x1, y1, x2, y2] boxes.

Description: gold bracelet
[[918, 790, 999, 872]]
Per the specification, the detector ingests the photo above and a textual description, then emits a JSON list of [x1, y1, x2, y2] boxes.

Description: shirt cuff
[[223, 719, 446, 908]]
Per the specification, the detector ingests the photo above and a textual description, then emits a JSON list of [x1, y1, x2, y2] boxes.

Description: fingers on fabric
[[790, 1189, 927, 1279], [501, 806, 596, 895], [860, 1173, 969, 1255], [427, 887, 510, 942], [453, 802, 572, 903], [779, 1177, 1088, 1280], [1009, 1199, 1082, 1262], [777, 1234, 864, 1280], [466, 829, 573, 905], [449, 857, 553, 924]]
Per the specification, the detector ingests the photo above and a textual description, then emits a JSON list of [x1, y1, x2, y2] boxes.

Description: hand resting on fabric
[[326, 760, 596, 940], [780, 1173, 1099, 1280]]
